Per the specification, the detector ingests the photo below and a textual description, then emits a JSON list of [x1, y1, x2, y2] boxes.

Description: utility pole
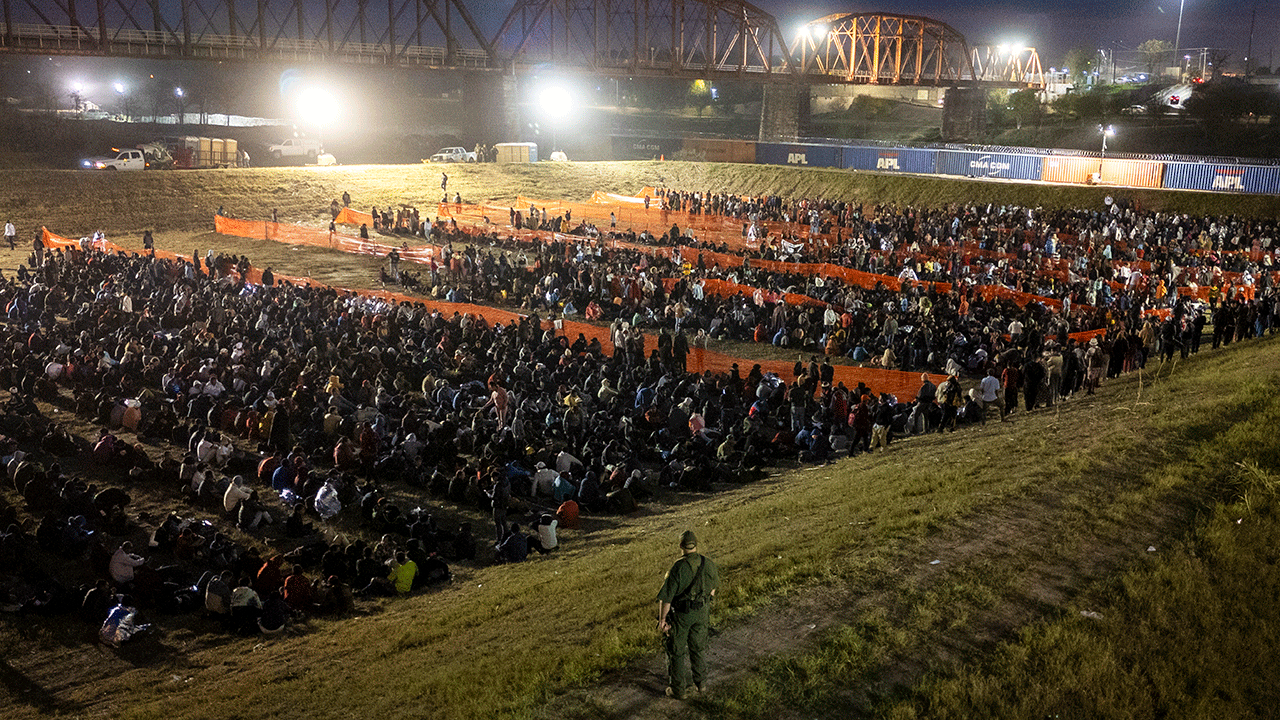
[[1245, 3, 1256, 77]]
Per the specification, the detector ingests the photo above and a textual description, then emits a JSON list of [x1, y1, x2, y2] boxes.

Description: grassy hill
[[3, 162, 1280, 243], [2, 163, 1280, 720]]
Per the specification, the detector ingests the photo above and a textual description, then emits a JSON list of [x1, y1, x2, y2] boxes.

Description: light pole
[[69, 81, 84, 116], [114, 82, 128, 120], [1175, 0, 1186, 56], [174, 87, 185, 125], [1098, 124, 1115, 183]]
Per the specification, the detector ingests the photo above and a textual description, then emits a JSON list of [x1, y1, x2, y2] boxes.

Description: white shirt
[[979, 375, 1001, 403], [3, 222, 14, 237], [109, 548, 145, 584], [536, 519, 559, 550]]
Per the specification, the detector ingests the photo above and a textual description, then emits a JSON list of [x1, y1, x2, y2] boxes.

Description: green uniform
[[657, 552, 720, 696]]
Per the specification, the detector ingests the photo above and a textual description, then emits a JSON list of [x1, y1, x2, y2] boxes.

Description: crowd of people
[[2, 181, 1277, 649]]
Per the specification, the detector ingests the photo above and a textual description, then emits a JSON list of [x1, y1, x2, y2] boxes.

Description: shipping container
[[755, 142, 843, 168], [1101, 159, 1163, 188], [682, 137, 756, 164], [1041, 155, 1098, 185], [495, 142, 539, 164], [840, 146, 937, 174], [1042, 155, 1164, 188], [935, 150, 1043, 181], [610, 135, 681, 161], [1162, 162, 1280, 195]]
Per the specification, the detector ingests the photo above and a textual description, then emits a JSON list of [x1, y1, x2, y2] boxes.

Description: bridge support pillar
[[461, 74, 519, 145], [758, 83, 810, 142]]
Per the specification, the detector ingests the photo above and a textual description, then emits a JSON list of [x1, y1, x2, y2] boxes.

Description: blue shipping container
[[1162, 162, 1280, 195], [611, 136, 682, 161], [840, 146, 936, 174], [935, 150, 1044, 181], [755, 143, 842, 168]]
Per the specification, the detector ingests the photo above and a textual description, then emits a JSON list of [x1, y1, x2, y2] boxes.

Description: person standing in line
[[657, 530, 719, 700]]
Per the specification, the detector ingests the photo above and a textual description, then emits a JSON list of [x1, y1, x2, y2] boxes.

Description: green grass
[[697, 341, 1280, 719]]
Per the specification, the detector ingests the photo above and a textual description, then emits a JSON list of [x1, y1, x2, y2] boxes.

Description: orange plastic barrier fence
[[335, 207, 375, 226], [214, 216, 439, 265], [199, 223, 951, 398]]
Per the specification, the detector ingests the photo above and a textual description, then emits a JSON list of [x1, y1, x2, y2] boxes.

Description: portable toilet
[[495, 142, 538, 164]]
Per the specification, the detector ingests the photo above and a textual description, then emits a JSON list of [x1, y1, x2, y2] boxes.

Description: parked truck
[[268, 137, 323, 161], [80, 148, 146, 170]]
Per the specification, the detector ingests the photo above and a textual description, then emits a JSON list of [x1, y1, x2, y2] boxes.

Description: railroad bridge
[[1, 1, 1044, 139]]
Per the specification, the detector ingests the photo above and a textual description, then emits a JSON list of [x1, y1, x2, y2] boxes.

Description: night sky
[[760, 0, 1280, 69]]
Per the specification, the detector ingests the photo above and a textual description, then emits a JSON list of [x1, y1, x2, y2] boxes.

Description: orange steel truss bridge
[[0, 1, 1043, 88]]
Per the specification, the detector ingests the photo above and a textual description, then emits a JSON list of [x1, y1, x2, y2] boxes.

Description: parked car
[[429, 146, 476, 163], [80, 148, 146, 171]]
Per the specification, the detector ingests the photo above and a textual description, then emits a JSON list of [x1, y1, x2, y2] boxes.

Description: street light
[[113, 82, 129, 120], [1175, 0, 1186, 56], [69, 81, 84, 114], [174, 87, 185, 125], [1097, 124, 1115, 183]]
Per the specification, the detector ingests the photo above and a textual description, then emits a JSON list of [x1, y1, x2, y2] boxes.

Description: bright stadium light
[[296, 85, 340, 126], [539, 83, 572, 122]]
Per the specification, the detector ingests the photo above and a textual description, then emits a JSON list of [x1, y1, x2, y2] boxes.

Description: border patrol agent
[[656, 530, 719, 699]]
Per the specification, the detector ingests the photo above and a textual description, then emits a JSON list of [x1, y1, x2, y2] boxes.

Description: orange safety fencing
[[214, 215, 439, 265], [335, 207, 376, 227], [181, 224, 947, 399]]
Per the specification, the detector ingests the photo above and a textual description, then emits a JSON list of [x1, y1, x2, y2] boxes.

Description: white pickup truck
[[80, 148, 146, 171], [267, 137, 323, 160], [429, 146, 476, 163]]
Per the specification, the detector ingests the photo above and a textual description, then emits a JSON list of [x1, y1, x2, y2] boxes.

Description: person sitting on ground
[[229, 577, 263, 634], [496, 522, 529, 563], [109, 541, 145, 587], [257, 590, 290, 635], [205, 570, 233, 620], [529, 513, 559, 555]]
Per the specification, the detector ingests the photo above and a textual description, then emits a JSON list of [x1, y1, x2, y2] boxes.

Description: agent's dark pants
[[666, 607, 710, 695]]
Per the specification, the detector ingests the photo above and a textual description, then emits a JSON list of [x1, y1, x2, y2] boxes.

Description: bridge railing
[[0, 23, 490, 67]]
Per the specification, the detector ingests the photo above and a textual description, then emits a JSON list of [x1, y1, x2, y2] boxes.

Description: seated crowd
[[2, 184, 1277, 646]]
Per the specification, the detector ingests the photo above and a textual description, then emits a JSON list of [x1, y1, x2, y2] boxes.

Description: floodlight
[[296, 85, 340, 126], [113, 82, 125, 94], [539, 83, 572, 122], [175, 87, 184, 97]]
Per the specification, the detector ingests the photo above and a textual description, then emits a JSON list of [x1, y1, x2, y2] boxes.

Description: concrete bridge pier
[[460, 73, 519, 145], [758, 84, 810, 142]]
